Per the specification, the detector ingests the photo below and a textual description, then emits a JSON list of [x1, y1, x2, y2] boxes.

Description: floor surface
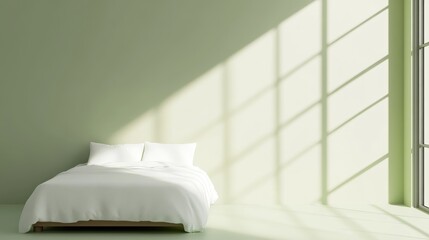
[[1, 204, 429, 240]]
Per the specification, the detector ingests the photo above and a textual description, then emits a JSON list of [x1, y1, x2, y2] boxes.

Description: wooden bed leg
[[33, 226, 43, 232]]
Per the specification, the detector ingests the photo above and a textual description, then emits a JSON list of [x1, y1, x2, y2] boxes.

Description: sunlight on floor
[[1, 204, 429, 240], [208, 204, 429, 240]]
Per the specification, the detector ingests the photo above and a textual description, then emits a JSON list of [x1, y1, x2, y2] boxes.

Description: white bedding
[[19, 162, 218, 233]]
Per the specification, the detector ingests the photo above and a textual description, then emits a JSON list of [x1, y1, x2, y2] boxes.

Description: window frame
[[413, 0, 429, 212]]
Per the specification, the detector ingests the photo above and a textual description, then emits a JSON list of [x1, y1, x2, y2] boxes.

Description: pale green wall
[[0, 0, 409, 205], [0, 0, 312, 204], [403, 0, 413, 207], [388, 0, 405, 204]]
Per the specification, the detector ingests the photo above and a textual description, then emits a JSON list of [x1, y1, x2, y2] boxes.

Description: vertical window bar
[[413, 0, 421, 208], [419, 0, 425, 208]]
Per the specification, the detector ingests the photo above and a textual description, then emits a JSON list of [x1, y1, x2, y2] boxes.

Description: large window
[[414, 0, 429, 211]]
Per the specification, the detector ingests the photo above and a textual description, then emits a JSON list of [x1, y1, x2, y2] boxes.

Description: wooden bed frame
[[32, 221, 183, 232]]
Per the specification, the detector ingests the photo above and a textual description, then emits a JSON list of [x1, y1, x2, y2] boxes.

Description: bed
[[19, 159, 218, 233]]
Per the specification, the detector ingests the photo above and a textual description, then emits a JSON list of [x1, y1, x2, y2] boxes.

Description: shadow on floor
[[0, 205, 266, 240]]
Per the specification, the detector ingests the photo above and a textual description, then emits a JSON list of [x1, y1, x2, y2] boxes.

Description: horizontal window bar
[[420, 143, 429, 148], [419, 42, 429, 48]]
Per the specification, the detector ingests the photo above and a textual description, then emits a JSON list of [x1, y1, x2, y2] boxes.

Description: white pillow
[[142, 142, 196, 166], [87, 142, 144, 165]]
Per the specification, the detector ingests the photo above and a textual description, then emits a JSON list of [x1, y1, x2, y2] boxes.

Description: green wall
[[403, 0, 413, 207], [388, 0, 405, 204], [0, 0, 312, 203], [0, 0, 410, 205]]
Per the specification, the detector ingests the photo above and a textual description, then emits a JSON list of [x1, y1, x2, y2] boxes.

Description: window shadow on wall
[[110, 0, 390, 205], [0, 0, 316, 203]]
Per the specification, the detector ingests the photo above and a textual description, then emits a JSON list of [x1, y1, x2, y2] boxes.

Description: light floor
[[1, 204, 429, 240]]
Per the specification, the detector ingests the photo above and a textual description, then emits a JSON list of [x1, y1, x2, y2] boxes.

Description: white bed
[[19, 161, 218, 233]]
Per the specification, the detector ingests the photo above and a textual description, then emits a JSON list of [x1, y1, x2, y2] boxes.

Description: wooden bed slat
[[32, 220, 183, 232]]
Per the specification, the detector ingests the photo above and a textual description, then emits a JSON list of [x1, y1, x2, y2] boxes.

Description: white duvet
[[19, 162, 218, 233]]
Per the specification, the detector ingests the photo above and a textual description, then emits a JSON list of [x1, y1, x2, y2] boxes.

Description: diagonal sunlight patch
[[327, 9, 388, 92], [278, 0, 322, 76], [159, 65, 224, 142], [328, 98, 388, 198], [110, 109, 159, 143], [372, 205, 429, 239], [229, 88, 276, 159], [280, 56, 322, 124], [230, 137, 276, 204], [327, 0, 388, 43], [328, 60, 388, 132], [109, 0, 390, 205], [329, 159, 388, 204], [327, 154, 388, 196], [280, 144, 322, 204], [280, 104, 322, 162], [227, 30, 276, 112]]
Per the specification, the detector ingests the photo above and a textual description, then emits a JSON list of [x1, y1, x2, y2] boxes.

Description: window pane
[[425, 148, 429, 206], [425, 0, 429, 43], [424, 48, 429, 144]]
